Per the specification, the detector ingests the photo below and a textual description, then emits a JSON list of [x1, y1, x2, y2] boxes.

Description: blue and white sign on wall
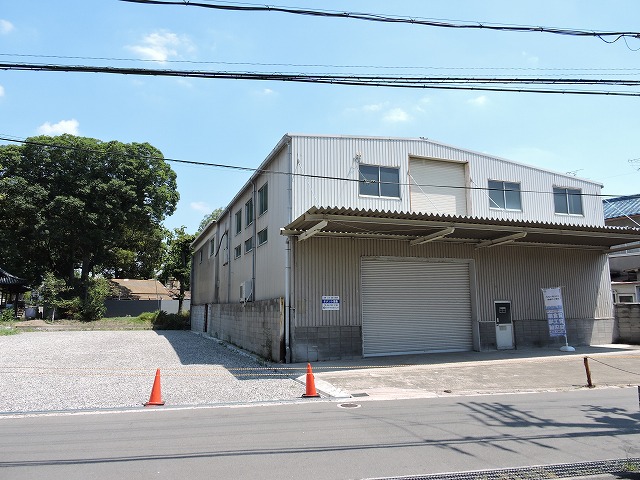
[[322, 295, 340, 311]]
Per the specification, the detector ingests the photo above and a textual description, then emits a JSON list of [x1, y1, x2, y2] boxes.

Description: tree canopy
[[197, 207, 223, 234], [0, 135, 179, 286]]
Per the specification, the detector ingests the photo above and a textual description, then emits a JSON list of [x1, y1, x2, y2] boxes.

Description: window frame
[[234, 245, 242, 259], [258, 183, 268, 216], [358, 164, 400, 198], [245, 198, 254, 228], [257, 227, 268, 246], [234, 210, 242, 235], [553, 187, 583, 216], [244, 237, 253, 253], [488, 180, 522, 211]]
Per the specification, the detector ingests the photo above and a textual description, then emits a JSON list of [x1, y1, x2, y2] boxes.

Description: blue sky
[[1, 1, 639, 233]]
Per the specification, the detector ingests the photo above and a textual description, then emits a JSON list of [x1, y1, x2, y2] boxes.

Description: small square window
[[234, 245, 241, 259], [258, 183, 268, 216], [488, 180, 522, 210], [553, 187, 583, 215], [359, 165, 400, 198], [257, 228, 268, 246], [209, 236, 216, 257], [244, 237, 253, 253]]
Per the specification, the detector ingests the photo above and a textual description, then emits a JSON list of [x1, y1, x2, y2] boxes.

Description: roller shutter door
[[409, 158, 467, 215], [361, 258, 472, 357]]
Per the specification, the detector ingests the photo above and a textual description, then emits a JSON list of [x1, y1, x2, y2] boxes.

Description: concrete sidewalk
[[298, 344, 640, 400]]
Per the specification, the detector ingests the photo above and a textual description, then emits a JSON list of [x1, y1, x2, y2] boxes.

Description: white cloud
[[383, 108, 410, 123], [262, 88, 275, 96], [363, 103, 385, 112], [0, 85, 4, 97], [126, 30, 194, 62], [522, 51, 539, 65], [468, 95, 489, 107], [0, 20, 14, 35], [190, 201, 211, 213], [37, 119, 80, 136]]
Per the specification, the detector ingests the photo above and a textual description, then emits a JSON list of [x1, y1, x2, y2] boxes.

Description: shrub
[[152, 310, 190, 330]]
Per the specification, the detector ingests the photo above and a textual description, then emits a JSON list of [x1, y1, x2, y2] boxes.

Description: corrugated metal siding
[[289, 135, 604, 226], [361, 258, 472, 356], [293, 236, 612, 329], [409, 158, 467, 215]]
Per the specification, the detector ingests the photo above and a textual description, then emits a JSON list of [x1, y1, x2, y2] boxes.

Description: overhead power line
[[120, 0, 640, 46], [0, 134, 631, 199], [1, 62, 639, 96]]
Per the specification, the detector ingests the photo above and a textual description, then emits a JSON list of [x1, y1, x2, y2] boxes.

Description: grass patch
[[0, 326, 19, 336]]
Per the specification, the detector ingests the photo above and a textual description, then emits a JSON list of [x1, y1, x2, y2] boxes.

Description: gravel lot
[[0, 330, 306, 413]]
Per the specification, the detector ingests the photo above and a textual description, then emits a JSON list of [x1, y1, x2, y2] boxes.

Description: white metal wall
[[293, 236, 613, 330], [289, 135, 604, 226]]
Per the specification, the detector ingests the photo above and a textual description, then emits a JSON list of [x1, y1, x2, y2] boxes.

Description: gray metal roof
[[603, 194, 640, 219], [282, 207, 640, 251]]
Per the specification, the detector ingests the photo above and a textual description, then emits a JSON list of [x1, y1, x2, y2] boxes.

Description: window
[[245, 198, 254, 227], [198, 249, 203, 264], [257, 228, 268, 246], [235, 210, 242, 235], [258, 183, 268, 216], [234, 245, 242, 259], [244, 237, 253, 253], [618, 294, 635, 303], [553, 187, 583, 215], [359, 165, 400, 198], [488, 180, 522, 210]]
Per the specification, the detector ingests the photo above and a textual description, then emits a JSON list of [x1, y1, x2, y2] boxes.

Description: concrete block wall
[[206, 299, 285, 362], [191, 304, 206, 332], [292, 326, 362, 362], [614, 304, 640, 344], [480, 318, 615, 350]]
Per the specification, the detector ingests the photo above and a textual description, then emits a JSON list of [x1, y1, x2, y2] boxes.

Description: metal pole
[[583, 356, 594, 388]]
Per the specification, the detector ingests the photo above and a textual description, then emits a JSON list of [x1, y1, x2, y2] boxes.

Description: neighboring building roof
[[0, 267, 27, 287], [109, 279, 175, 301], [603, 194, 640, 220], [282, 206, 640, 250]]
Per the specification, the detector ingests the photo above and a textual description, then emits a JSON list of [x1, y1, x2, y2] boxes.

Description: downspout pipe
[[284, 140, 292, 363]]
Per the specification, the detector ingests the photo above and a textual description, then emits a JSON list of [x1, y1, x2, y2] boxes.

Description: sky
[[1, 0, 639, 234]]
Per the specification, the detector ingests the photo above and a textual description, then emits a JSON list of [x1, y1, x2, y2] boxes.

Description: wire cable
[[1, 62, 639, 97], [119, 0, 640, 45]]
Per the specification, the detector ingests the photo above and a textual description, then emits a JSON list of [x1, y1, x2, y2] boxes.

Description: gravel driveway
[[0, 330, 305, 413]]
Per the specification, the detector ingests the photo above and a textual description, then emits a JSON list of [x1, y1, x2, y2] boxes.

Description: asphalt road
[[1, 388, 639, 480]]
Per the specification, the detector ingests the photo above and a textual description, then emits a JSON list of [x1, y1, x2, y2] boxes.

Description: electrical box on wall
[[240, 280, 253, 303]]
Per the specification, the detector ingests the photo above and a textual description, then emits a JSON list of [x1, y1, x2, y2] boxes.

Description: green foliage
[[0, 135, 179, 287], [197, 207, 223, 234], [161, 227, 195, 313], [39, 272, 72, 320], [154, 310, 190, 330], [0, 308, 15, 323], [78, 277, 110, 321], [137, 310, 191, 330]]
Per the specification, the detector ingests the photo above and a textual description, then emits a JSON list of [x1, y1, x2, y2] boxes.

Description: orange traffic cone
[[302, 363, 321, 398], [144, 369, 165, 406]]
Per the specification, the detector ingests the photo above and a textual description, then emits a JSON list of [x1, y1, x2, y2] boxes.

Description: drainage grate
[[365, 458, 640, 480], [352, 393, 370, 397], [338, 403, 361, 409]]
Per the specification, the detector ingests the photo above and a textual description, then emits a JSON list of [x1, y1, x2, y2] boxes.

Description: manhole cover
[[338, 403, 361, 409]]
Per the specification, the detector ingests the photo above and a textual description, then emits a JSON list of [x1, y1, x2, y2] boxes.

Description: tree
[[0, 134, 179, 307], [161, 227, 195, 314], [197, 207, 223, 234]]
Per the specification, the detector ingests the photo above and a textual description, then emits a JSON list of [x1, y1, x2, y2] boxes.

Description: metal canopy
[[281, 207, 640, 251]]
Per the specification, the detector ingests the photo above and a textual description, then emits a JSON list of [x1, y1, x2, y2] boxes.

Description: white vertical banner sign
[[541, 287, 575, 352]]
